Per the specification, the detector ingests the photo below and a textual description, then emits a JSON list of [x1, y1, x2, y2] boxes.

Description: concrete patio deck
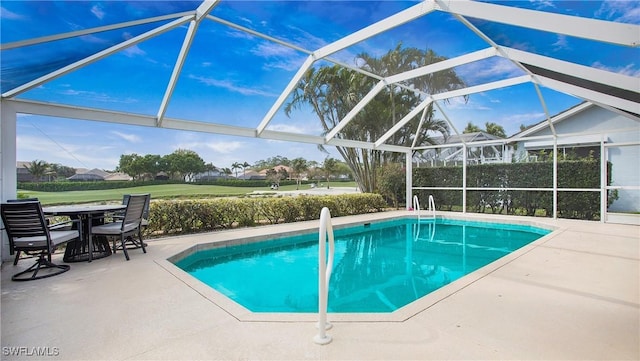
[[1, 211, 638, 360]]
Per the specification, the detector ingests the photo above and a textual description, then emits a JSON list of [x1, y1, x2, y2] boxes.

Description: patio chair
[[1, 200, 80, 281], [90, 194, 148, 261], [112, 193, 150, 250]]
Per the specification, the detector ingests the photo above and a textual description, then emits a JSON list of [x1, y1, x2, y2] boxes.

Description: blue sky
[[2, 0, 638, 171]]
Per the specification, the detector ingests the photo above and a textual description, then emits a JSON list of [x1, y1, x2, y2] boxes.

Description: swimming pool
[[174, 217, 550, 313]]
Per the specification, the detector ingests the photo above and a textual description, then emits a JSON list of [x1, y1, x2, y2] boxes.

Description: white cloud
[[111, 131, 142, 143], [91, 5, 105, 20], [252, 42, 297, 58], [499, 112, 546, 126], [250, 41, 308, 71], [57, 88, 138, 104], [552, 34, 570, 51], [122, 45, 146, 57], [206, 141, 244, 154], [79, 33, 109, 44], [592, 61, 640, 77], [188, 75, 278, 97], [226, 30, 256, 40], [16, 134, 119, 169], [529, 0, 555, 9], [455, 57, 525, 85], [171, 136, 245, 155], [266, 123, 321, 135], [1, 6, 25, 20], [121, 32, 146, 57], [596, 0, 640, 23]]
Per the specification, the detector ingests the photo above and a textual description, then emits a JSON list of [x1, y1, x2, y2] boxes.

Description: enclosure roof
[[1, 0, 639, 154]]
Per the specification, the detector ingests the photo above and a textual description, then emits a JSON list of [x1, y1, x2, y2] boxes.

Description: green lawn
[[19, 182, 357, 205]]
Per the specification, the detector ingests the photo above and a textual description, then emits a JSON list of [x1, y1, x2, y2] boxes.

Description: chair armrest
[[48, 218, 80, 231]]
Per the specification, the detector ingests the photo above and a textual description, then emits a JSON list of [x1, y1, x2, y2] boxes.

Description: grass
[[19, 182, 358, 205]]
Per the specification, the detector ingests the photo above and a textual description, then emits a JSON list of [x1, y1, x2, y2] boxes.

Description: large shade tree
[[285, 43, 466, 193]]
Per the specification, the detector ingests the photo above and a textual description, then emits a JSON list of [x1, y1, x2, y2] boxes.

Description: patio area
[[1, 211, 638, 360]]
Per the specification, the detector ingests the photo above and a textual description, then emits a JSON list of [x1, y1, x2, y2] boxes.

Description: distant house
[[415, 131, 510, 167], [67, 168, 109, 181], [237, 169, 265, 180], [193, 169, 226, 181], [67, 168, 132, 181], [16, 161, 35, 182], [510, 102, 639, 213], [104, 172, 133, 181]]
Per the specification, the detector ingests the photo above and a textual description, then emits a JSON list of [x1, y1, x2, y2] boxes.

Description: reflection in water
[[176, 219, 548, 313]]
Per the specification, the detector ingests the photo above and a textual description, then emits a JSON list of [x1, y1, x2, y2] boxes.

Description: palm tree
[[24, 160, 49, 182], [231, 162, 241, 178], [222, 167, 232, 179], [204, 162, 218, 180], [323, 157, 337, 189], [291, 157, 308, 190], [242, 161, 251, 180], [285, 43, 466, 193]]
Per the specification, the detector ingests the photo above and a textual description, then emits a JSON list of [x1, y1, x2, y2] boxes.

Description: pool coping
[[159, 211, 560, 323]]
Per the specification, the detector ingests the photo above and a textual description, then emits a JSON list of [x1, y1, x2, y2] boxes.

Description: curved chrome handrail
[[314, 207, 335, 345]]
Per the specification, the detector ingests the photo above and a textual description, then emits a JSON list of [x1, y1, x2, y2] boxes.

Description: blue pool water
[[174, 218, 550, 313]]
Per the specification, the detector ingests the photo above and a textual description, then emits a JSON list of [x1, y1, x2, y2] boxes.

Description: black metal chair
[[90, 194, 148, 260], [1, 200, 80, 281]]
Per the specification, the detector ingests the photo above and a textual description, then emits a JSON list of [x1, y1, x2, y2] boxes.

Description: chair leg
[[12, 254, 70, 281], [120, 235, 130, 261], [13, 251, 21, 265], [138, 228, 147, 254]]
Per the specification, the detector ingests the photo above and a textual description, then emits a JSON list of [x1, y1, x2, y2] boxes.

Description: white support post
[[406, 151, 413, 210], [0, 100, 18, 262], [462, 144, 467, 213], [553, 139, 558, 219], [600, 137, 607, 223]]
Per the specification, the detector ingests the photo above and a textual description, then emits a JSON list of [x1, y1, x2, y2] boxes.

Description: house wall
[[516, 105, 640, 212], [526, 106, 639, 136]]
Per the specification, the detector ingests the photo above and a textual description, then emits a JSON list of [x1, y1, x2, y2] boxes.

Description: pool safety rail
[[413, 194, 436, 222], [314, 207, 335, 345], [413, 195, 437, 243]]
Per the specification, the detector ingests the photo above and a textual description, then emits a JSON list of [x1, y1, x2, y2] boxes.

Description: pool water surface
[[174, 218, 550, 313]]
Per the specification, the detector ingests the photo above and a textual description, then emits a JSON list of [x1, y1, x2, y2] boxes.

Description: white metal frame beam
[[432, 75, 531, 101], [326, 47, 497, 144], [499, 47, 640, 94], [435, 0, 640, 47], [2, 16, 192, 99], [0, 12, 195, 50], [255, 55, 315, 135], [375, 98, 433, 147], [156, 0, 219, 126], [324, 81, 388, 142], [386, 47, 497, 84], [313, 1, 437, 60], [534, 76, 639, 114], [256, 1, 437, 137]]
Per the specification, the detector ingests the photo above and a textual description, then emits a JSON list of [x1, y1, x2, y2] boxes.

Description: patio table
[[43, 204, 126, 263]]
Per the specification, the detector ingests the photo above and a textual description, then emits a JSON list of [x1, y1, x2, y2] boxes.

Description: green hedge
[[17, 180, 184, 192], [413, 159, 611, 220], [144, 193, 387, 236], [18, 178, 350, 191]]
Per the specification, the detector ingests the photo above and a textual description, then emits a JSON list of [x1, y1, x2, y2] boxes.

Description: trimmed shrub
[[144, 193, 386, 236]]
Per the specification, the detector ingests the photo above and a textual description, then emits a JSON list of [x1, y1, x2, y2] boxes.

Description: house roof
[[510, 102, 594, 139], [1, 1, 638, 154]]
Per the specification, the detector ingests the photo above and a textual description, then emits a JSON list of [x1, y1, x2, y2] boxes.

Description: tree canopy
[[117, 149, 205, 181], [463, 121, 507, 138], [285, 43, 466, 193]]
